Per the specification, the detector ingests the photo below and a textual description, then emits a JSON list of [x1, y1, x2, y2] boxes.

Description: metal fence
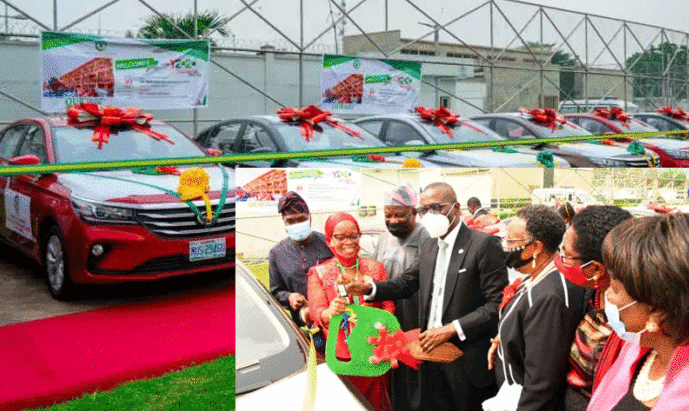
[[1, 0, 689, 131]]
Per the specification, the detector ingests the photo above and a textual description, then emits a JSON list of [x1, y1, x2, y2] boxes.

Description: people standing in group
[[554, 205, 633, 410], [587, 213, 689, 410], [374, 183, 430, 411], [347, 182, 509, 411], [308, 212, 395, 411], [488, 204, 586, 411], [269, 192, 333, 326]]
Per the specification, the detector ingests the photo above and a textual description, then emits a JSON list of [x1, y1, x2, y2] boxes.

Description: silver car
[[354, 113, 570, 168], [235, 260, 373, 410], [471, 113, 659, 167]]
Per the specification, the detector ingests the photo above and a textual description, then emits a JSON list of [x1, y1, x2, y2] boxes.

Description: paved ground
[[0, 242, 234, 327]]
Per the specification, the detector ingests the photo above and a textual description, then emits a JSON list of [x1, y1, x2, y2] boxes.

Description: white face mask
[[421, 204, 456, 238], [285, 220, 312, 242]]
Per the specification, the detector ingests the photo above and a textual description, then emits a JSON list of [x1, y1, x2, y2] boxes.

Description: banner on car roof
[[321, 54, 422, 116], [40, 31, 210, 112]]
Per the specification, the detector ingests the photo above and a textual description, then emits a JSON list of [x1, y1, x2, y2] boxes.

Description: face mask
[[329, 244, 360, 267], [286, 220, 312, 242], [420, 204, 456, 238], [604, 294, 645, 344], [386, 221, 413, 238], [504, 243, 534, 269], [554, 255, 594, 286]]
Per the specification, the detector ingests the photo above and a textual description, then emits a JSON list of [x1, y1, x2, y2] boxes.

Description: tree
[[134, 10, 230, 46], [625, 42, 688, 100]]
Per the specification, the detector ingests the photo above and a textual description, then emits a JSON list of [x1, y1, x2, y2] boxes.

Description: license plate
[[189, 238, 226, 262]]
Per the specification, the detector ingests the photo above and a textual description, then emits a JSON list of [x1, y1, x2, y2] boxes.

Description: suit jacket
[[374, 223, 508, 387], [473, 208, 489, 218]]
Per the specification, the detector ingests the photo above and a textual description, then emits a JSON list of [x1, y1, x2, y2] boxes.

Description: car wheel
[[44, 226, 74, 299]]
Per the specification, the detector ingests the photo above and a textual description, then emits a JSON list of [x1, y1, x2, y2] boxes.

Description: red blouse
[[308, 256, 395, 337]]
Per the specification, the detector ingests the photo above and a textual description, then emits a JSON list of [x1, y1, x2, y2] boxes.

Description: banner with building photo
[[236, 168, 361, 214], [321, 54, 422, 115], [40, 31, 210, 112]]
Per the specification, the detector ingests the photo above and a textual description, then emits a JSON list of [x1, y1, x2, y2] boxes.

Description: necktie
[[428, 240, 448, 329]]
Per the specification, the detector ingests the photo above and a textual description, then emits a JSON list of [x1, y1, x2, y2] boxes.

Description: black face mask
[[505, 243, 534, 269], [386, 221, 413, 238]]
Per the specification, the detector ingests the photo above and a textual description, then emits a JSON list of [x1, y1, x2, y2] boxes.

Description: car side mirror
[[9, 154, 41, 165]]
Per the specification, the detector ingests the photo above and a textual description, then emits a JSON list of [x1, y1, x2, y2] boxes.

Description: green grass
[[246, 260, 270, 289], [28, 356, 235, 411]]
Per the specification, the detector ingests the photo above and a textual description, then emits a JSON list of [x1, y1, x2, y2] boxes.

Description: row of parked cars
[[0, 105, 687, 299], [194, 107, 689, 169]]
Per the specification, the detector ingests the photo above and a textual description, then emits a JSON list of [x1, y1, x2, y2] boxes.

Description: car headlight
[[587, 157, 628, 167], [71, 197, 137, 224], [664, 149, 689, 160]]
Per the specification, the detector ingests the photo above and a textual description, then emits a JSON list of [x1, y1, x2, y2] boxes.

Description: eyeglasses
[[332, 233, 362, 242], [559, 251, 593, 267], [417, 202, 454, 216]]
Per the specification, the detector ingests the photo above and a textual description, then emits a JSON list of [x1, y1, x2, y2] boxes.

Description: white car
[[235, 260, 373, 410]]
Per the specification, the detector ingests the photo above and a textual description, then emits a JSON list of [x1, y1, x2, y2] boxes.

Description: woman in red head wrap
[[308, 212, 395, 411]]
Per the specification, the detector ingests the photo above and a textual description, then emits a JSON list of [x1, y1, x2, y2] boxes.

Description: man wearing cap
[[269, 192, 333, 326], [374, 183, 430, 411]]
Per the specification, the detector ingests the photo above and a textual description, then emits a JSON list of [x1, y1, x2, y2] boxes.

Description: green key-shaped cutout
[[325, 304, 401, 376]]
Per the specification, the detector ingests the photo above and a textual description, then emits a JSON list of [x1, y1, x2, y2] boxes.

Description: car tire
[[44, 226, 74, 300]]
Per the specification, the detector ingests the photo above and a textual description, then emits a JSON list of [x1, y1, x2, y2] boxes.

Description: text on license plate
[[189, 237, 226, 262]]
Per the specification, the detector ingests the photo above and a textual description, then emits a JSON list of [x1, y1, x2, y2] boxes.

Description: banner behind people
[[41, 31, 210, 112], [321, 54, 422, 115]]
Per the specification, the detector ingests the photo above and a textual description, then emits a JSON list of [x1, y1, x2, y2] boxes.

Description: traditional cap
[[384, 183, 418, 207], [277, 191, 309, 216]]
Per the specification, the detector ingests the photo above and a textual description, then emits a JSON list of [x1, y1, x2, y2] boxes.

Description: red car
[[565, 113, 689, 167], [0, 117, 236, 299]]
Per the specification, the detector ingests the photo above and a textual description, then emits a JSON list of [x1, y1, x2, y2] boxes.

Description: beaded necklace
[[337, 258, 361, 305]]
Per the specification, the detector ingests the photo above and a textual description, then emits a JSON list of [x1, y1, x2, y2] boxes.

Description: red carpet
[[0, 284, 235, 411]]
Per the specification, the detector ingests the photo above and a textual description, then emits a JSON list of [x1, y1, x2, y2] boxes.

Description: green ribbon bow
[[536, 150, 555, 168]]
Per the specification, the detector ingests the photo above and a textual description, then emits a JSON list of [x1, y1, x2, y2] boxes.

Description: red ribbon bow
[[277, 105, 361, 142], [67, 102, 172, 149], [520, 108, 567, 131], [498, 277, 524, 311], [414, 105, 484, 138], [647, 201, 676, 214], [657, 106, 689, 121], [466, 214, 501, 235], [594, 107, 630, 128], [367, 324, 422, 370]]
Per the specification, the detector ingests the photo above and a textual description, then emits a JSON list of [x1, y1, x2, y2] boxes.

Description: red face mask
[[554, 254, 595, 286]]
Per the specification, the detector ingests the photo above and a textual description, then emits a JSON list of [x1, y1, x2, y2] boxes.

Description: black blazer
[[495, 268, 586, 411], [374, 223, 508, 387]]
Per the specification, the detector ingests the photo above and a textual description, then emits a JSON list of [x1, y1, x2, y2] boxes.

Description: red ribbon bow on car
[[277, 105, 361, 142], [520, 108, 566, 131], [67, 102, 172, 149], [414, 105, 483, 138], [657, 106, 689, 120], [367, 323, 422, 370], [594, 107, 630, 128]]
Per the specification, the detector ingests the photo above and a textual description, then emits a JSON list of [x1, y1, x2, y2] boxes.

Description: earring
[[593, 276, 600, 290], [532, 253, 538, 269], [646, 320, 660, 333]]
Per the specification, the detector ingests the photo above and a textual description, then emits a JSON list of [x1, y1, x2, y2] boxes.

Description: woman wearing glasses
[[487, 204, 586, 411], [553, 205, 632, 411], [308, 211, 395, 411], [586, 213, 689, 411]]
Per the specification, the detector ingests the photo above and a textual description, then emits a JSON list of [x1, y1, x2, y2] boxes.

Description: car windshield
[[274, 122, 385, 152], [51, 125, 206, 163], [613, 118, 658, 133], [236, 267, 307, 394], [527, 120, 592, 138], [413, 118, 504, 143]]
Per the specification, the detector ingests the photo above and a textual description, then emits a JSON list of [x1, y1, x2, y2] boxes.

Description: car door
[[0, 123, 34, 245]]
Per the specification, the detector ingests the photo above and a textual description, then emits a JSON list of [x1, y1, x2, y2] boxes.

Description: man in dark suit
[[467, 196, 489, 218], [347, 182, 508, 411]]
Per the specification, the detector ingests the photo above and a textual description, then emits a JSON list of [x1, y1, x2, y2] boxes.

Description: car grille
[[623, 157, 657, 167], [136, 201, 236, 238], [92, 248, 235, 275]]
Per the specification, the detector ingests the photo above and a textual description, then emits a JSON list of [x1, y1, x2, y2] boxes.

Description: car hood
[[57, 165, 235, 205], [556, 142, 647, 159], [236, 363, 370, 410], [640, 138, 689, 151], [417, 149, 570, 168]]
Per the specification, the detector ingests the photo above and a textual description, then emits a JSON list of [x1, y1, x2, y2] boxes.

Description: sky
[[4, 0, 689, 65]]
